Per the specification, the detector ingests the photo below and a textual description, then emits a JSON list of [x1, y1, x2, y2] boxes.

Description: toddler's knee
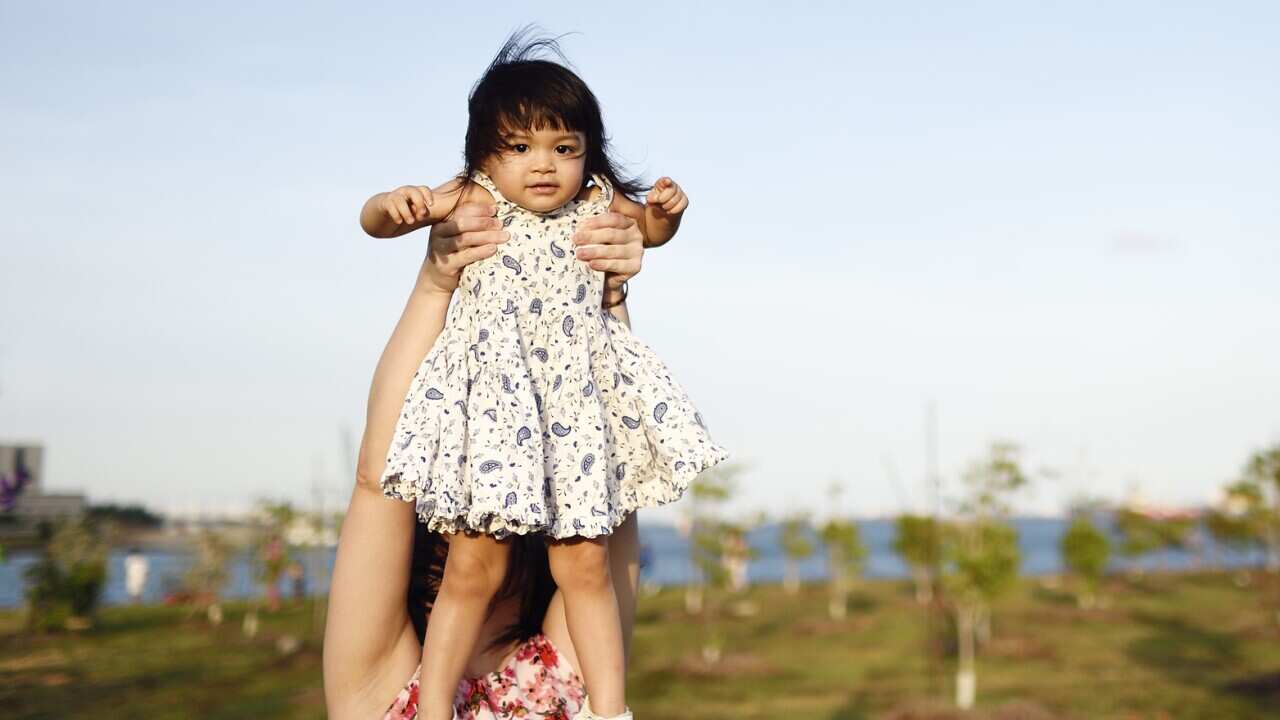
[[549, 540, 612, 593], [442, 541, 509, 598]]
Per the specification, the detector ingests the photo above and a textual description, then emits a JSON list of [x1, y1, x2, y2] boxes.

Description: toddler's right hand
[[418, 202, 510, 294], [380, 185, 435, 225]]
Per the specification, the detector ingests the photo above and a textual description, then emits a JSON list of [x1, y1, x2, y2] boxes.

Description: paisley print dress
[[380, 170, 728, 538]]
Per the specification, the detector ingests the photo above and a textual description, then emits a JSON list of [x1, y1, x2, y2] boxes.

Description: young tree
[[1221, 444, 1280, 573], [1060, 512, 1110, 608], [1113, 506, 1163, 575], [184, 529, 233, 623], [1212, 444, 1280, 626], [942, 442, 1027, 710], [779, 513, 815, 595], [683, 463, 739, 614], [683, 463, 747, 663], [819, 516, 867, 620], [1204, 497, 1262, 571], [251, 501, 296, 612], [720, 520, 759, 594], [893, 513, 941, 604], [23, 520, 109, 631]]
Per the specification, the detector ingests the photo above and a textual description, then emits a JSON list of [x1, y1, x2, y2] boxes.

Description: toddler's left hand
[[645, 176, 688, 216]]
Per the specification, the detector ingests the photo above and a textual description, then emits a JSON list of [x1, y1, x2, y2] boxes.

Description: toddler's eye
[[555, 145, 576, 155], [511, 143, 529, 153]]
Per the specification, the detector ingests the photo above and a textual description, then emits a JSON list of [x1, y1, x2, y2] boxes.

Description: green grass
[[2, 571, 1278, 719]]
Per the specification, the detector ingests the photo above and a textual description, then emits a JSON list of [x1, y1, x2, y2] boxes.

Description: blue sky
[[1, 1, 1277, 521]]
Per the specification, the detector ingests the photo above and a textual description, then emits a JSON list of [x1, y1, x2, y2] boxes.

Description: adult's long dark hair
[[407, 523, 557, 651], [457, 26, 648, 204]]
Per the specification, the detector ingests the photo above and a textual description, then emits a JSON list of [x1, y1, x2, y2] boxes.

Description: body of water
[[0, 517, 1267, 609]]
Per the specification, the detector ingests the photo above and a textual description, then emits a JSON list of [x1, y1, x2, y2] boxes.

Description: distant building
[[1, 444, 87, 529]]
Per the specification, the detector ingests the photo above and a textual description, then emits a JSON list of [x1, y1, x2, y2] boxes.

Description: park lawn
[[2, 571, 1278, 719]]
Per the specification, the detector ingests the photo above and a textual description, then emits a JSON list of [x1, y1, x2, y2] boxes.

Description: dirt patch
[[0, 648, 68, 672], [793, 616, 875, 636], [39, 671, 72, 687], [881, 699, 1069, 720], [675, 651, 776, 677], [984, 635, 1057, 662]]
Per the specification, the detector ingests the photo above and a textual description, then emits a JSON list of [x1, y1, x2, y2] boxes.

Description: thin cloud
[[1109, 232, 1182, 256]]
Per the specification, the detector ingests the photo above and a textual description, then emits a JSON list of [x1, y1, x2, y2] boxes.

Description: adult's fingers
[[433, 213, 500, 241], [450, 244, 500, 267], [586, 258, 640, 275], [576, 212, 636, 232], [575, 243, 637, 261], [455, 230, 509, 249], [577, 227, 641, 250], [574, 215, 642, 249]]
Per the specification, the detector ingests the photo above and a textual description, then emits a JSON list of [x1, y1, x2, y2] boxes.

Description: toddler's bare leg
[[418, 532, 509, 720], [609, 514, 640, 662], [548, 537, 626, 717]]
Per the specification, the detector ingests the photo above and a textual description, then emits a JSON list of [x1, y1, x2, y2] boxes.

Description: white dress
[[380, 170, 728, 539]]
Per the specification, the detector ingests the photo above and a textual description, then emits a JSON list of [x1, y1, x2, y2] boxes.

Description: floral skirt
[[384, 633, 586, 720]]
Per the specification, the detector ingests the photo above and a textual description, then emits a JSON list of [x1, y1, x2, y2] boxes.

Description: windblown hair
[[406, 524, 557, 651], [458, 26, 647, 203]]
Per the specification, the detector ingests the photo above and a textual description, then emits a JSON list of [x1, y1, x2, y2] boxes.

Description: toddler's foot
[[575, 697, 633, 720]]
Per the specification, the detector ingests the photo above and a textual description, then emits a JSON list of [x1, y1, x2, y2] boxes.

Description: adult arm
[[324, 206, 507, 718]]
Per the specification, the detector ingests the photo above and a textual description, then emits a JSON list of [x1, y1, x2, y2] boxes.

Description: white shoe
[[575, 697, 633, 720]]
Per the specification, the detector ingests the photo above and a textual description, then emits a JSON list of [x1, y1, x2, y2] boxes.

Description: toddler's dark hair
[[459, 26, 647, 202]]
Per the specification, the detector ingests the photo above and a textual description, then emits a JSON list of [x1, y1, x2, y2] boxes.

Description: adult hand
[[418, 203, 510, 294], [572, 212, 645, 296]]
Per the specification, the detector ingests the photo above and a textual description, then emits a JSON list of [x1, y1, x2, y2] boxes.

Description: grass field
[[2, 571, 1278, 719]]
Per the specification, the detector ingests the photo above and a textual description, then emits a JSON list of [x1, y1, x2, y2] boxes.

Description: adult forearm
[[355, 273, 454, 488], [326, 268, 456, 713]]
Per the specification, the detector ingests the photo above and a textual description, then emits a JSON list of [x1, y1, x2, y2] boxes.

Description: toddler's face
[[482, 125, 588, 213]]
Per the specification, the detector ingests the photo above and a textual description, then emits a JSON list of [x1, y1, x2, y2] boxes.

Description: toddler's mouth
[[528, 183, 559, 194]]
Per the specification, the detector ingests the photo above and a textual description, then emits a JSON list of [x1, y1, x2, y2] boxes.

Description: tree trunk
[[784, 559, 800, 595], [243, 608, 260, 639], [1265, 526, 1280, 574], [685, 583, 704, 615], [955, 605, 977, 710], [912, 565, 933, 604], [829, 568, 848, 621], [976, 606, 991, 648]]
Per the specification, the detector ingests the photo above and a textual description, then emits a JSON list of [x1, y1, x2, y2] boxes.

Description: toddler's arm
[[610, 176, 688, 248], [359, 178, 495, 238]]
